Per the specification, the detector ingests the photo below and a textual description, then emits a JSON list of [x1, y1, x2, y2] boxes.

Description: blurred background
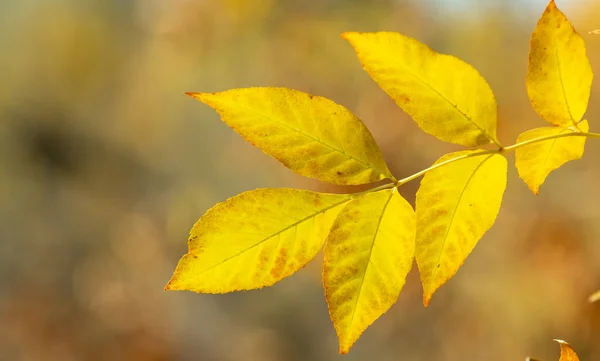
[[1, 0, 599, 360]]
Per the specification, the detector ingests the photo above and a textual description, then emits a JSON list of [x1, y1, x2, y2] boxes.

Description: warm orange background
[[1, 1, 599, 360]]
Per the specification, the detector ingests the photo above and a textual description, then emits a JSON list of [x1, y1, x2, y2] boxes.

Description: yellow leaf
[[515, 120, 588, 195], [554, 339, 580, 361], [188, 88, 393, 185], [415, 151, 507, 306], [166, 188, 350, 293], [589, 290, 600, 303], [342, 32, 499, 147], [527, 0, 593, 126], [324, 188, 415, 354]]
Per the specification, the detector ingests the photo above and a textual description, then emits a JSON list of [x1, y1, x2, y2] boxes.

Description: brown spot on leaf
[[345, 265, 360, 278], [332, 284, 357, 308], [398, 94, 411, 103], [435, 209, 449, 217], [258, 246, 271, 271], [270, 247, 288, 278], [313, 196, 323, 207]]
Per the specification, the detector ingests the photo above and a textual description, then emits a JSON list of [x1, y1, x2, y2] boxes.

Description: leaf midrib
[[430, 154, 494, 285], [194, 196, 351, 275], [345, 190, 394, 344], [551, 22, 575, 125], [376, 51, 495, 143], [219, 100, 390, 179]]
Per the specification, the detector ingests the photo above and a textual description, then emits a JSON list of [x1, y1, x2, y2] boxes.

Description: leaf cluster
[[167, 0, 597, 355]]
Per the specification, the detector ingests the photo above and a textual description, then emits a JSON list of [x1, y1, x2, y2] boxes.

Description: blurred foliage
[[0, 0, 599, 360]]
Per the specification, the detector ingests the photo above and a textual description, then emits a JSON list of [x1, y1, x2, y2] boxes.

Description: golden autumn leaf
[[527, 0, 593, 127], [323, 188, 415, 353], [589, 290, 600, 303], [166, 188, 350, 293], [555, 339, 580, 361], [187, 88, 393, 185], [515, 120, 588, 194], [415, 151, 507, 306], [342, 32, 499, 147]]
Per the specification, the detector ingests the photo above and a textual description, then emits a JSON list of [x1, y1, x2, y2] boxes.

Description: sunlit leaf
[[515, 120, 588, 194], [166, 188, 350, 293], [555, 339, 580, 361], [342, 31, 499, 147], [415, 151, 507, 306], [527, 0, 593, 126], [188, 88, 393, 185], [324, 188, 415, 353]]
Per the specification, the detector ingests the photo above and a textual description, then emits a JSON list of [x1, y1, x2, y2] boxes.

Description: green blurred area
[[0, 0, 599, 360]]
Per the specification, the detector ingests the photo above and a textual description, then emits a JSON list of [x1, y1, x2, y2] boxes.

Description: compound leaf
[[343, 31, 499, 147], [415, 151, 507, 306], [188, 88, 393, 185], [555, 340, 580, 361], [324, 188, 415, 354], [527, 0, 593, 127], [166, 188, 350, 293], [515, 120, 588, 195]]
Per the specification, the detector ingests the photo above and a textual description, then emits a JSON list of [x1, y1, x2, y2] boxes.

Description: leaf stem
[[503, 132, 580, 151], [395, 149, 499, 186], [353, 182, 396, 197], [384, 129, 600, 188]]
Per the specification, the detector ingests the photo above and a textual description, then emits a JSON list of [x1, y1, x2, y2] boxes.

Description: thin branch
[[382, 129, 600, 188]]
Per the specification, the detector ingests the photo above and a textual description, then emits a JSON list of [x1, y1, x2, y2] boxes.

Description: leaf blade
[[343, 31, 498, 147], [166, 188, 350, 293], [527, 0, 593, 126], [415, 151, 507, 306], [324, 189, 415, 353], [189, 88, 393, 185], [515, 121, 588, 194]]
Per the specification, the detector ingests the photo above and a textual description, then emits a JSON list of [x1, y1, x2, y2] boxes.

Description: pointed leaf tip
[[527, 0, 592, 126], [324, 189, 415, 353], [423, 294, 431, 307], [415, 151, 507, 304], [554, 339, 580, 361], [167, 189, 350, 293]]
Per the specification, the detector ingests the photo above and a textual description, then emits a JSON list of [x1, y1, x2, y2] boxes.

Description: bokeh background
[[1, 0, 599, 360]]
